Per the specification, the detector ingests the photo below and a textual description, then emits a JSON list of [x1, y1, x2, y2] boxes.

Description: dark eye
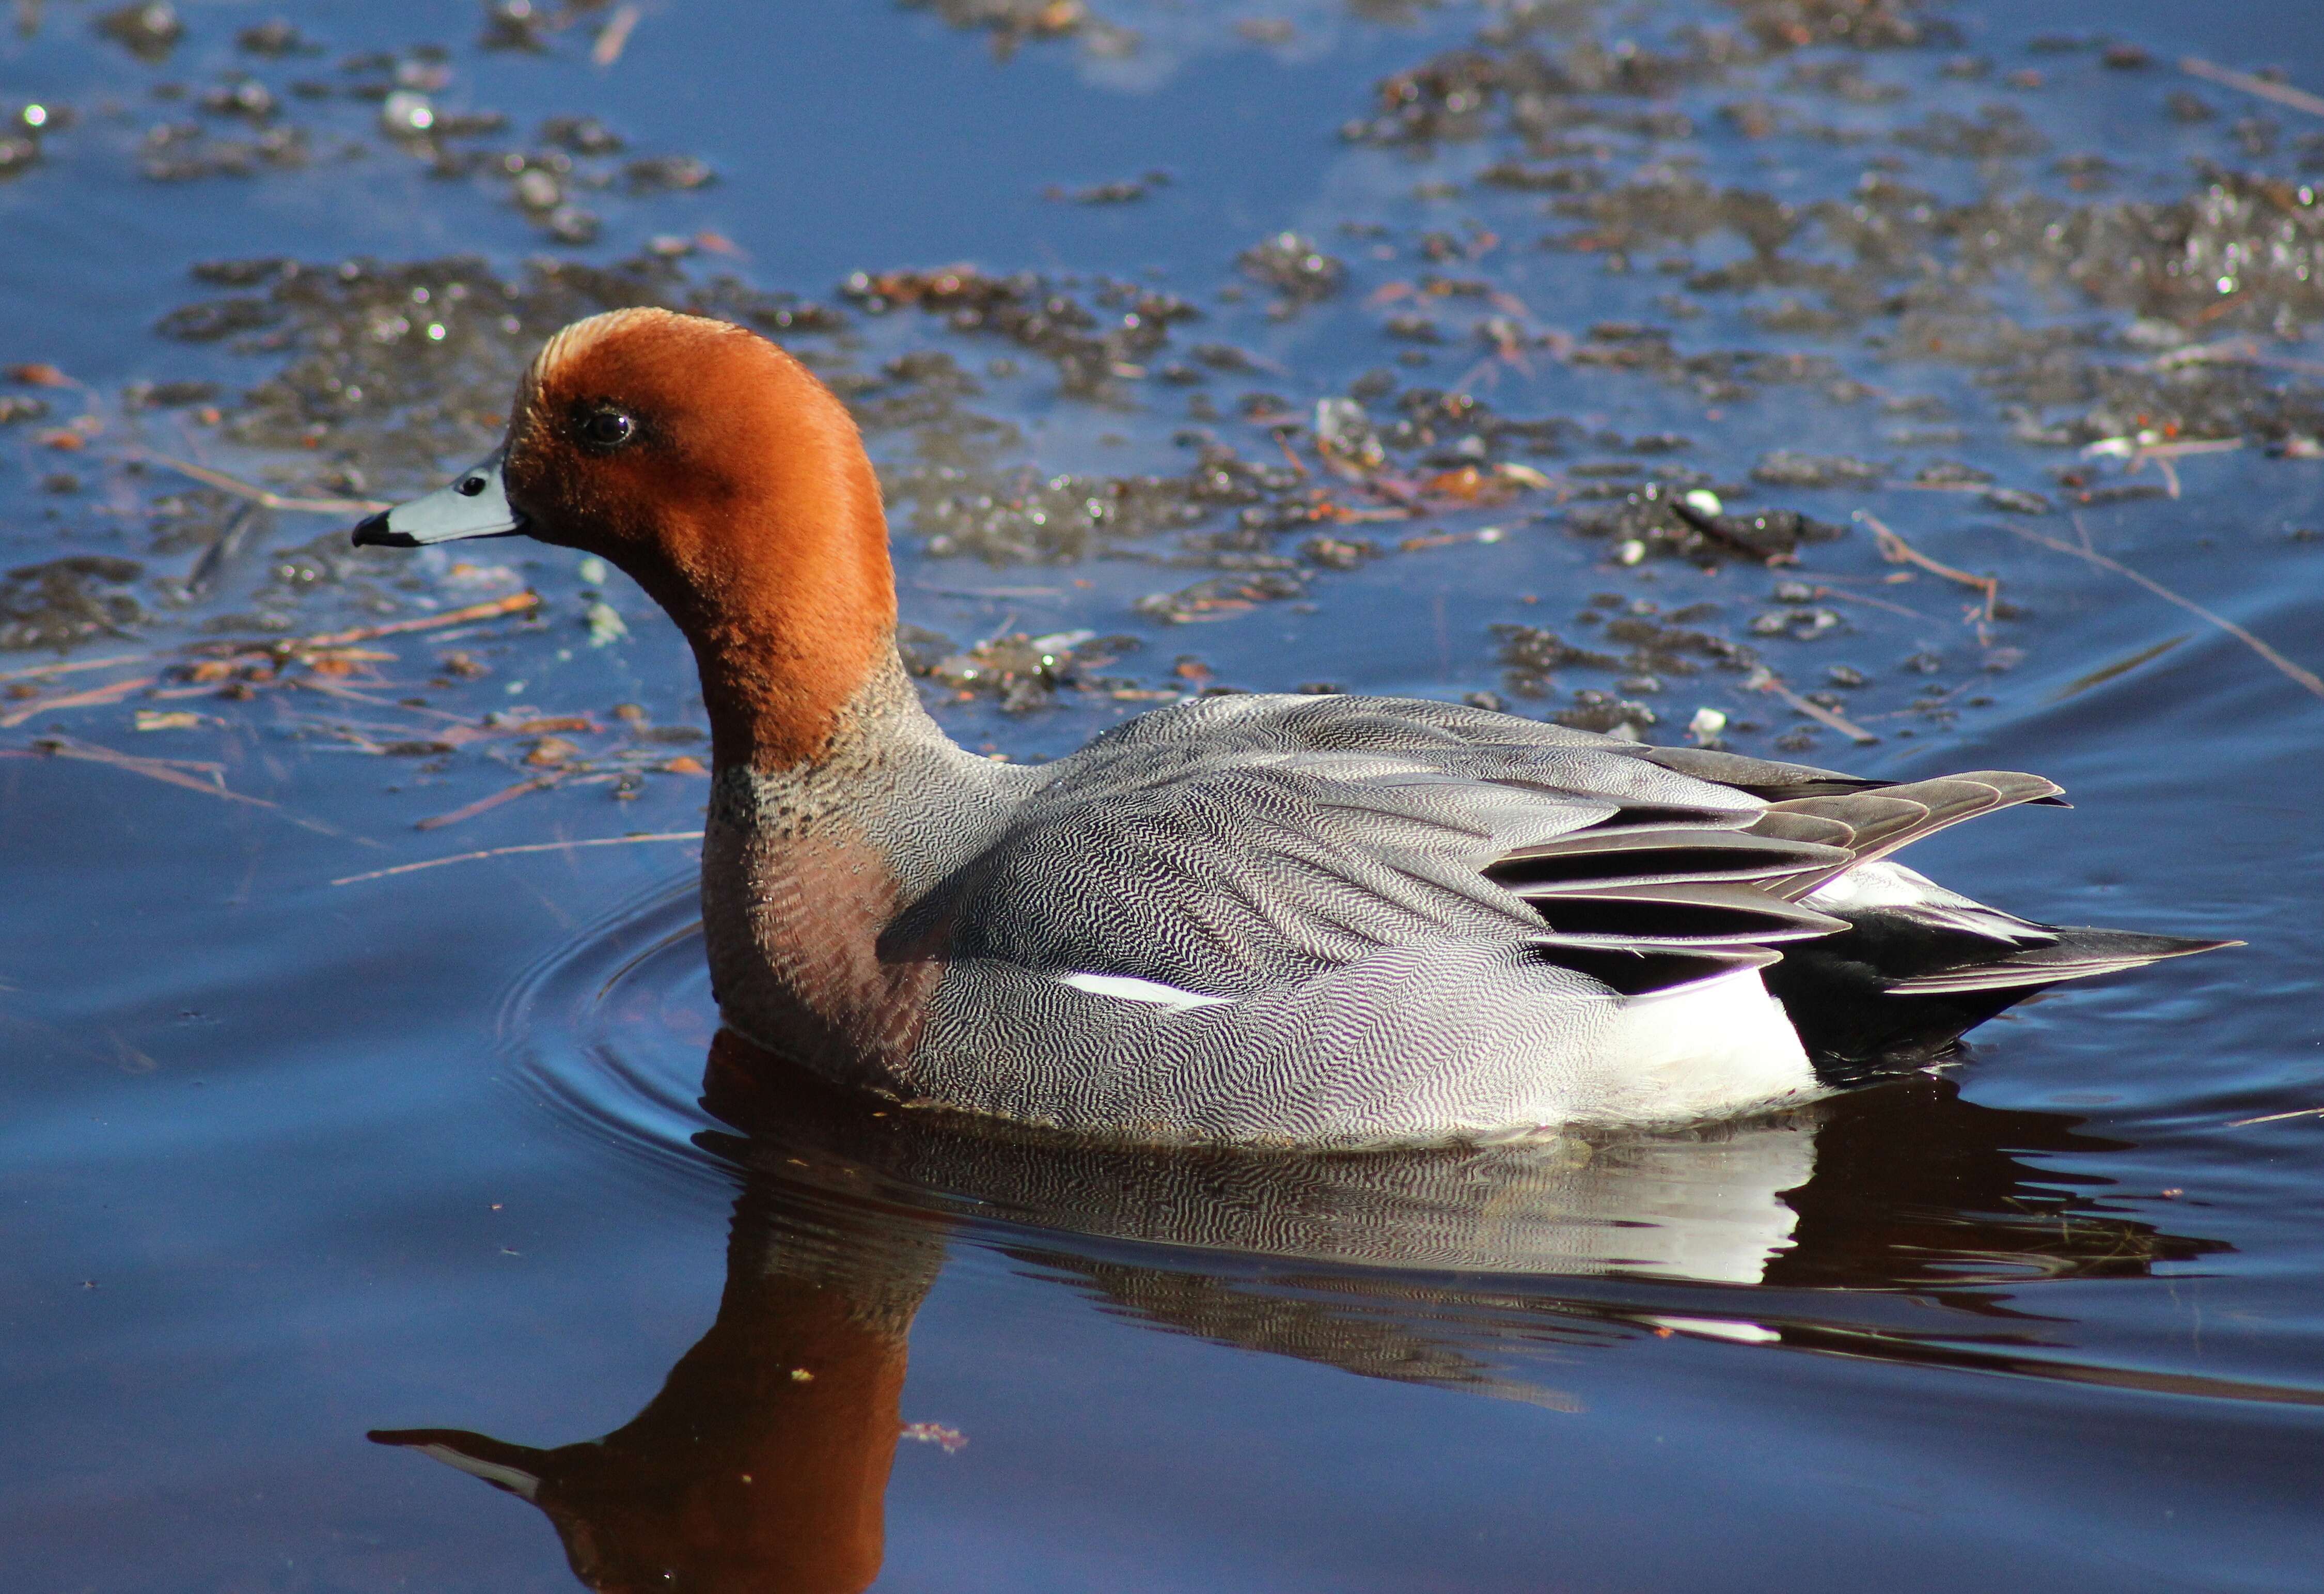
[[576, 408, 636, 451]]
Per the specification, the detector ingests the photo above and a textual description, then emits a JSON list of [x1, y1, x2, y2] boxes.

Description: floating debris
[[2, 557, 145, 651], [1136, 571, 1306, 624], [583, 601, 627, 647], [94, 1, 181, 60], [841, 264, 1196, 395], [903, 0, 1092, 59], [18, 0, 2324, 793], [918, 628, 1133, 712], [131, 709, 203, 731], [1569, 479, 1844, 565], [1043, 170, 1170, 205], [234, 20, 314, 58], [1752, 451, 1890, 489], [1237, 232, 1346, 310]]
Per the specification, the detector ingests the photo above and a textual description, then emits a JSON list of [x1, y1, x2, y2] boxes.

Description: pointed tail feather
[[1765, 914, 2238, 1082], [1883, 928, 2240, 995]]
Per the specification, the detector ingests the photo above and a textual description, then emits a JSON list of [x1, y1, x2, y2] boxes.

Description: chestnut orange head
[[355, 308, 900, 769]]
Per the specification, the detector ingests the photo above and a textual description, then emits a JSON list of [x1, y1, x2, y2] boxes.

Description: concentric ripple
[[504, 879, 1845, 1286], [497, 874, 734, 1199], [488, 871, 2306, 1413]]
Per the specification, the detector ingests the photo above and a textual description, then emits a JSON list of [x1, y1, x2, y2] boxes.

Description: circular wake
[[492, 871, 2215, 1309], [497, 874, 734, 1198], [497, 874, 1835, 1285]]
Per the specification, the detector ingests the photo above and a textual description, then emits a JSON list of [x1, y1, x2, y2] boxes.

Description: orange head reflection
[[374, 1041, 941, 1593]]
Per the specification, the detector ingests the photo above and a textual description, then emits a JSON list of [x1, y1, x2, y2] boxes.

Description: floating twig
[[30, 736, 242, 799], [19, 735, 358, 839], [1360, 473, 1428, 512], [910, 583, 1067, 601], [2194, 291, 2247, 326], [1856, 511, 1998, 624], [1, 675, 159, 728], [287, 674, 478, 723], [414, 775, 559, 831], [2181, 56, 2324, 119], [1452, 355, 1508, 394], [1742, 667, 1878, 744], [2081, 433, 2243, 500], [591, 2, 640, 65], [2151, 340, 2324, 380], [2048, 635, 2192, 703], [2008, 518, 2324, 701], [135, 450, 391, 515], [1670, 497, 1794, 567], [1853, 681, 1974, 724], [332, 831, 704, 886], [2, 599, 538, 731], [0, 651, 149, 685], [291, 591, 541, 649], [2227, 1106, 2324, 1128], [1794, 584, 1929, 620], [1326, 501, 1416, 523]]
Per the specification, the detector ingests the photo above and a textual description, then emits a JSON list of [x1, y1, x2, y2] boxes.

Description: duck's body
[[356, 308, 2229, 1148]]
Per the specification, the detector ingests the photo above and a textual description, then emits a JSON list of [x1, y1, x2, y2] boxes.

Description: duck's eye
[[576, 408, 636, 451]]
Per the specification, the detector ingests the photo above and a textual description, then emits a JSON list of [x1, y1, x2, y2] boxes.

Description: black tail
[[1764, 911, 2235, 1086]]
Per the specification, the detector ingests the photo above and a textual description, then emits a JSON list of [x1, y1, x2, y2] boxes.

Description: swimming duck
[[353, 308, 2229, 1147]]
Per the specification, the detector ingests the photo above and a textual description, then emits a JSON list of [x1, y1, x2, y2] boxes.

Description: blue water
[[5, 2, 2323, 1588]]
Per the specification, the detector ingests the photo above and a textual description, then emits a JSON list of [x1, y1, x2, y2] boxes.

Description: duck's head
[[355, 307, 897, 768]]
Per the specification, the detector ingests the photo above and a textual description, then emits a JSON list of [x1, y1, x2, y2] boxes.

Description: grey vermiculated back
[[705, 660, 2228, 1149], [897, 694, 1825, 1143]]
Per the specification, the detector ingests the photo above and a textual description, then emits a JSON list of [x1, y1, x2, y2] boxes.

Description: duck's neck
[[695, 646, 1018, 1083], [609, 466, 1022, 1075], [587, 388, 903, 774], [705, 643, 998, 851], [644, 527, 899, 775]]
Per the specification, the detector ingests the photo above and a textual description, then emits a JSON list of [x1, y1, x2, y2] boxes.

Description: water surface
[[4, 1, 2322, 1588]]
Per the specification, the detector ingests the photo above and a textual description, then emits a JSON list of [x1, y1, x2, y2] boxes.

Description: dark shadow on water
[[371, 1032, 2274, 1593], [1763, 1070, 2205, 1296]]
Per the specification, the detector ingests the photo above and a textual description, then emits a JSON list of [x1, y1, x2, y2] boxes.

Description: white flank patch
[[1590, 968, 1818, 1122], [1056, 972, 1233, 1013]]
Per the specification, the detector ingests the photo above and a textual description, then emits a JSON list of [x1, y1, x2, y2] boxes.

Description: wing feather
[[1751, 771, 2066, 898], [915, 694, 2079, 1004]]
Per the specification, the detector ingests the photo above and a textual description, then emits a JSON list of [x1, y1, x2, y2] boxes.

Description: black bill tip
[[351, 510, 417, 549]]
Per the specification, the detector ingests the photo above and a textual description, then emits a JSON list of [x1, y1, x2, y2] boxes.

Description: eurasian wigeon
[[353, 308, 2229, 1147]]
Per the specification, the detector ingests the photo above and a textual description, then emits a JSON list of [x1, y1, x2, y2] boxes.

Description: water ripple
[[497, 876, 731, 1198], [496, 873, 2240, 1311]]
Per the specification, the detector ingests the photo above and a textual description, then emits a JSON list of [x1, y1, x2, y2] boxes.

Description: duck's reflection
[[378, 1175, 932, 1593], [374, 1035, 2223, 1592]]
